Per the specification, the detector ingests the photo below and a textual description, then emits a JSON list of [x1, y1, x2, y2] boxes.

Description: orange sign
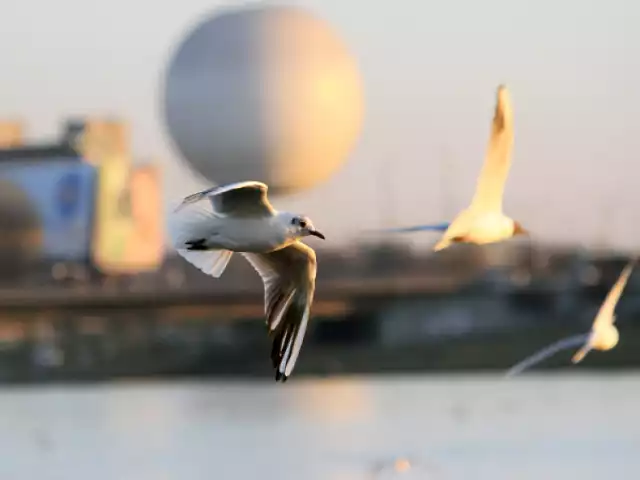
[[0, 120, 23, 148], [126, 165, 164, 270]]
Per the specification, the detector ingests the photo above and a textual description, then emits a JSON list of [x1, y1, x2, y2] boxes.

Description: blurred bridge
[[0, 242, 637, 383]]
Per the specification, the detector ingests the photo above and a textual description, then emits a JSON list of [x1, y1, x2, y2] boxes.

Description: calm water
[[0, 373, 639, 480]]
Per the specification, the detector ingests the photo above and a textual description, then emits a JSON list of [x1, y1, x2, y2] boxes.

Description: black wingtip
[[275, 371, 288, 383]]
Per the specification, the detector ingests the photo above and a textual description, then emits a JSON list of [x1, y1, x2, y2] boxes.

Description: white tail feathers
[[177, 249, 233, 278], [169, 200, 219, 249], [170, 198, 233, 278]]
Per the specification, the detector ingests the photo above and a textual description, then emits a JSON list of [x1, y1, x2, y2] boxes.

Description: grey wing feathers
[[242, 242, 317, 382], [505, 334, 589, 377], [175, 181, 275, 217]]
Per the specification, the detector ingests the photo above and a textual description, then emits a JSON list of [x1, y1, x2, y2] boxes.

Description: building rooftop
[[0, 143, 80, 162]]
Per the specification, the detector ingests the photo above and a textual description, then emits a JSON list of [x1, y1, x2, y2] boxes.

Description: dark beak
[[514, 223, 529, 236], [310, 230, 325, 240]]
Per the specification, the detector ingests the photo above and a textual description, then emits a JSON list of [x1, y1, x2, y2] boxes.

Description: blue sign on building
[[0, 160, 96, 261]]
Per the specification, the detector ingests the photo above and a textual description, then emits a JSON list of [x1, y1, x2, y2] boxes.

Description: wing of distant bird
[[505, 333, 589, 377], [469, 85, 515, 213], [593, 258, 637, 329], [380, 222, 451, 234]]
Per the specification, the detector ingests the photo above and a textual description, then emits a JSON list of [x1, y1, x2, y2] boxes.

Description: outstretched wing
[[594, 258, 637, 328], [380, 222, 451, 234], [469, 85, 515, 213], [175, 181, 275, 217], [505, 334, 589, 377], [242, 242, 317, 382]]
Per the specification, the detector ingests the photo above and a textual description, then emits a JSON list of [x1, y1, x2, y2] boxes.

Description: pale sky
[[0, 0, 637, 250]]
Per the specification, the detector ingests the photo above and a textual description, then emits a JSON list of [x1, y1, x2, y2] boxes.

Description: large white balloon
[[162, 5, 364, 194]]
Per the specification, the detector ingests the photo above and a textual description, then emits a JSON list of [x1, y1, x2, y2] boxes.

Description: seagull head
[[290, 215, 325, 240], [512, 220, 529, 237]]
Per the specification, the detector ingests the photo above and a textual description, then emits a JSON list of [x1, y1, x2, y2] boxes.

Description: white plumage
[[169, 181, 325, 382], [506, 258, 636, 376]]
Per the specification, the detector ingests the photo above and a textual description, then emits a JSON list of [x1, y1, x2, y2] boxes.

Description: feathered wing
[[469, 85, 515, 213], [505, 334, 589, 377], [176, 249, 234, 278], [380, 223, 451, 234], [242, 242, 317, 382], [432, 210, 476, 252], [593, 258, 636, 329], [433, 237, 452, 252], [174, 181, 275, 217], [169, 198, 233, 278], [169, 181, 278, 278], [571, 341, 594, 364]]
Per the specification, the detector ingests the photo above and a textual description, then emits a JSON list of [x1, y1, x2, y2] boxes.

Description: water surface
[[0, 373, 638, 480]]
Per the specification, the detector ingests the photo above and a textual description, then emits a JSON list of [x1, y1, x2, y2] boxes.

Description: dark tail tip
[[275, 371, 288, 383]]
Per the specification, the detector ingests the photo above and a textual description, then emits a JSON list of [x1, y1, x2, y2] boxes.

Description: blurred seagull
[[384, 85, 529, 251], [506, 258, 637, 377], [170, 181, 325, 382]]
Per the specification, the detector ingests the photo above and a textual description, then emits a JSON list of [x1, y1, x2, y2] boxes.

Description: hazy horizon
[[0, 0, 637, 251]]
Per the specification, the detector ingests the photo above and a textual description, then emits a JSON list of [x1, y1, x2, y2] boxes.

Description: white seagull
[[506, 258, 637, 377], [384, 85, 529, 251], [170, 181, 325, 382]]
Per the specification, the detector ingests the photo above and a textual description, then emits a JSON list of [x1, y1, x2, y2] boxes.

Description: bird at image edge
[[386, 85, 529, 251], [169, 181, 325, 382], [506, 257, 637, 376]]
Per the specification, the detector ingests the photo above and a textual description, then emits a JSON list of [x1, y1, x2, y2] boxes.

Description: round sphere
[[163, 5, 364, 194]]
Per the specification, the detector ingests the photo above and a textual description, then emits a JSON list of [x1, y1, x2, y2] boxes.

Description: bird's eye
[[299, 220, 307, 228]]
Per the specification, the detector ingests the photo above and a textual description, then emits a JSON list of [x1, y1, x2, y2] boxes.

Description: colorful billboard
[[127, 165, 164, 269], [0, 160, 96, 260], [91, 159, 164, 274]]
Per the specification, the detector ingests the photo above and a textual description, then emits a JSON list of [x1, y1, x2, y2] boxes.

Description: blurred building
[[0, 117, 164, 285]]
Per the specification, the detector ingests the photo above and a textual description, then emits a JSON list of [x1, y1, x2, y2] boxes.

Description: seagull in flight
[[506, 258, 636, 377], [170, 181, 325, 382], [384, 85, 529, 251]]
